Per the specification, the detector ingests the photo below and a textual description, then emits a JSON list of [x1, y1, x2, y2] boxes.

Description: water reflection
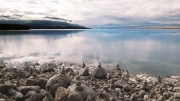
[[0, 29, 180, 76]]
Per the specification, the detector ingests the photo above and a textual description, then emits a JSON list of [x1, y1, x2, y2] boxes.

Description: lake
[[0, 29, 180, 76]]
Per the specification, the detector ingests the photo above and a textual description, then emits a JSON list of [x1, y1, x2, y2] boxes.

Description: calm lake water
[[0, 29, 180, 76]]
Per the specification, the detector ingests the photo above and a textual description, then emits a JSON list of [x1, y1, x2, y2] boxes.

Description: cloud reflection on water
[[0, 29, 180, 76]]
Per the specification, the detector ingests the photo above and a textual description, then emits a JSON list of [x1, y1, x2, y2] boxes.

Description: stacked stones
[[0, 61, 180, 101]]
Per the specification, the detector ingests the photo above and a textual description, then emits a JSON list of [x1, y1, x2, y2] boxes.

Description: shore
[[0, 61, 180, 101]]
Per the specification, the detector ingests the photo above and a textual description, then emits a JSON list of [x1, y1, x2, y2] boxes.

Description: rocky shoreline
[[0, 61, 180, 101]]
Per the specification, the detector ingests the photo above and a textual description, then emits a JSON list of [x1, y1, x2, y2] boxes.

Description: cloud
[[44, 16, 67, 21], [0, 0, 180, 26], [13, 14, 23, 17]]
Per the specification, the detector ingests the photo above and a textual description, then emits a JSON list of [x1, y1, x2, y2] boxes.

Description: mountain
[[0, 20, 89, 30], [93, 22, 180, 29]]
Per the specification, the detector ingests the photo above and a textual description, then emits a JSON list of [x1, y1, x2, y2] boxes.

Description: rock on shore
[[0, 61, 180, 101]]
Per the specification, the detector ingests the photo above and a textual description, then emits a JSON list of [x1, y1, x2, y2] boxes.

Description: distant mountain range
[[0, 20, 89, 30], [94, 22, 180, 29]]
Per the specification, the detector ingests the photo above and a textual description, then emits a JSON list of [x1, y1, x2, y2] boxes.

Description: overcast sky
[[0, 0, 180, 26]]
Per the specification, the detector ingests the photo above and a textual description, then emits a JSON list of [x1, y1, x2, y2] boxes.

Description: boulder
[[37, 78, 47, 89], [4, 72, 16, 80], [0, 99, 6, 101], [26, 78, 37, 86], [18, 86, 40, 95], [55, 87, 69, 101], [55, 87, 81, 101], [25, 91, 36, 99], [91, 63, 107, 79], [46, 74, 71, 97], [8, 89, 24, 101], [25, 93, 44, 101], [79, 67, 90, 76], [0, 82, 15, 94], [67, 92, 81, 101], [40, 89, 53, 101], [17, 70, 33, 78], [26, 78, 47, 89], [68, 83, 96, 100], [39, 62, 56, 72]]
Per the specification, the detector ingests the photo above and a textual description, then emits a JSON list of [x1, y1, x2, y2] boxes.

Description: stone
[[55, 87, 81, 101], [0, 64, 5, 70], [103, 85, 109, 92], [86, 95, 92, 101], [67, 92, 81, 101], [4, 72, 16, 80], [139, 90, 146, 98], [40, 89, 53, 101], [174, 92, 180, 99], [18, 86, 40, 95], [25, 93, 44, 101], [91, 63, 107, 79], [60, 67, 66, 75], [0, 82, 14, 94], [67, 71, 76, 77], [46, 74, 71, 97], [169, 96, 175, 101], [26, 78, 47, 89], [17, 71, 29, 78], [39, 62, 56, 72], [158, 95, 165, 101], [65, 68, 74, 73], [68, 83, 96, 100], [109, 65, 121, 79], [8, 89, 24, 101], [26, 78, 37, 86], [110, 97, 116, 101], [79, 67, 90, 76], [130, 93, 137, 101], [55, 87, 69, 101], [141, 81, 149, 92], [43, 97, 49, 101], [37, 78, 47, 89], [0, 99, 6, 101], [122, 70, 130, 81], [16, 77, 21, 87], [157, 76, 162, 83], [143, 95, 149, 101], [25, 91, 36, 98], [115, 78, 127, 88], [96, 92, 109, 101], [123, 84, 133, 92], [35, 62, 40, 66], [82, 62, 86, 68]]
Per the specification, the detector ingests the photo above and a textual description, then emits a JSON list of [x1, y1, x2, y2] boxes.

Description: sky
[[0, 0, 180, 27]]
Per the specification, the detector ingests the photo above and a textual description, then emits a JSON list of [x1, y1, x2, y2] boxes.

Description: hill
[[0, 20, 89, 30]]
